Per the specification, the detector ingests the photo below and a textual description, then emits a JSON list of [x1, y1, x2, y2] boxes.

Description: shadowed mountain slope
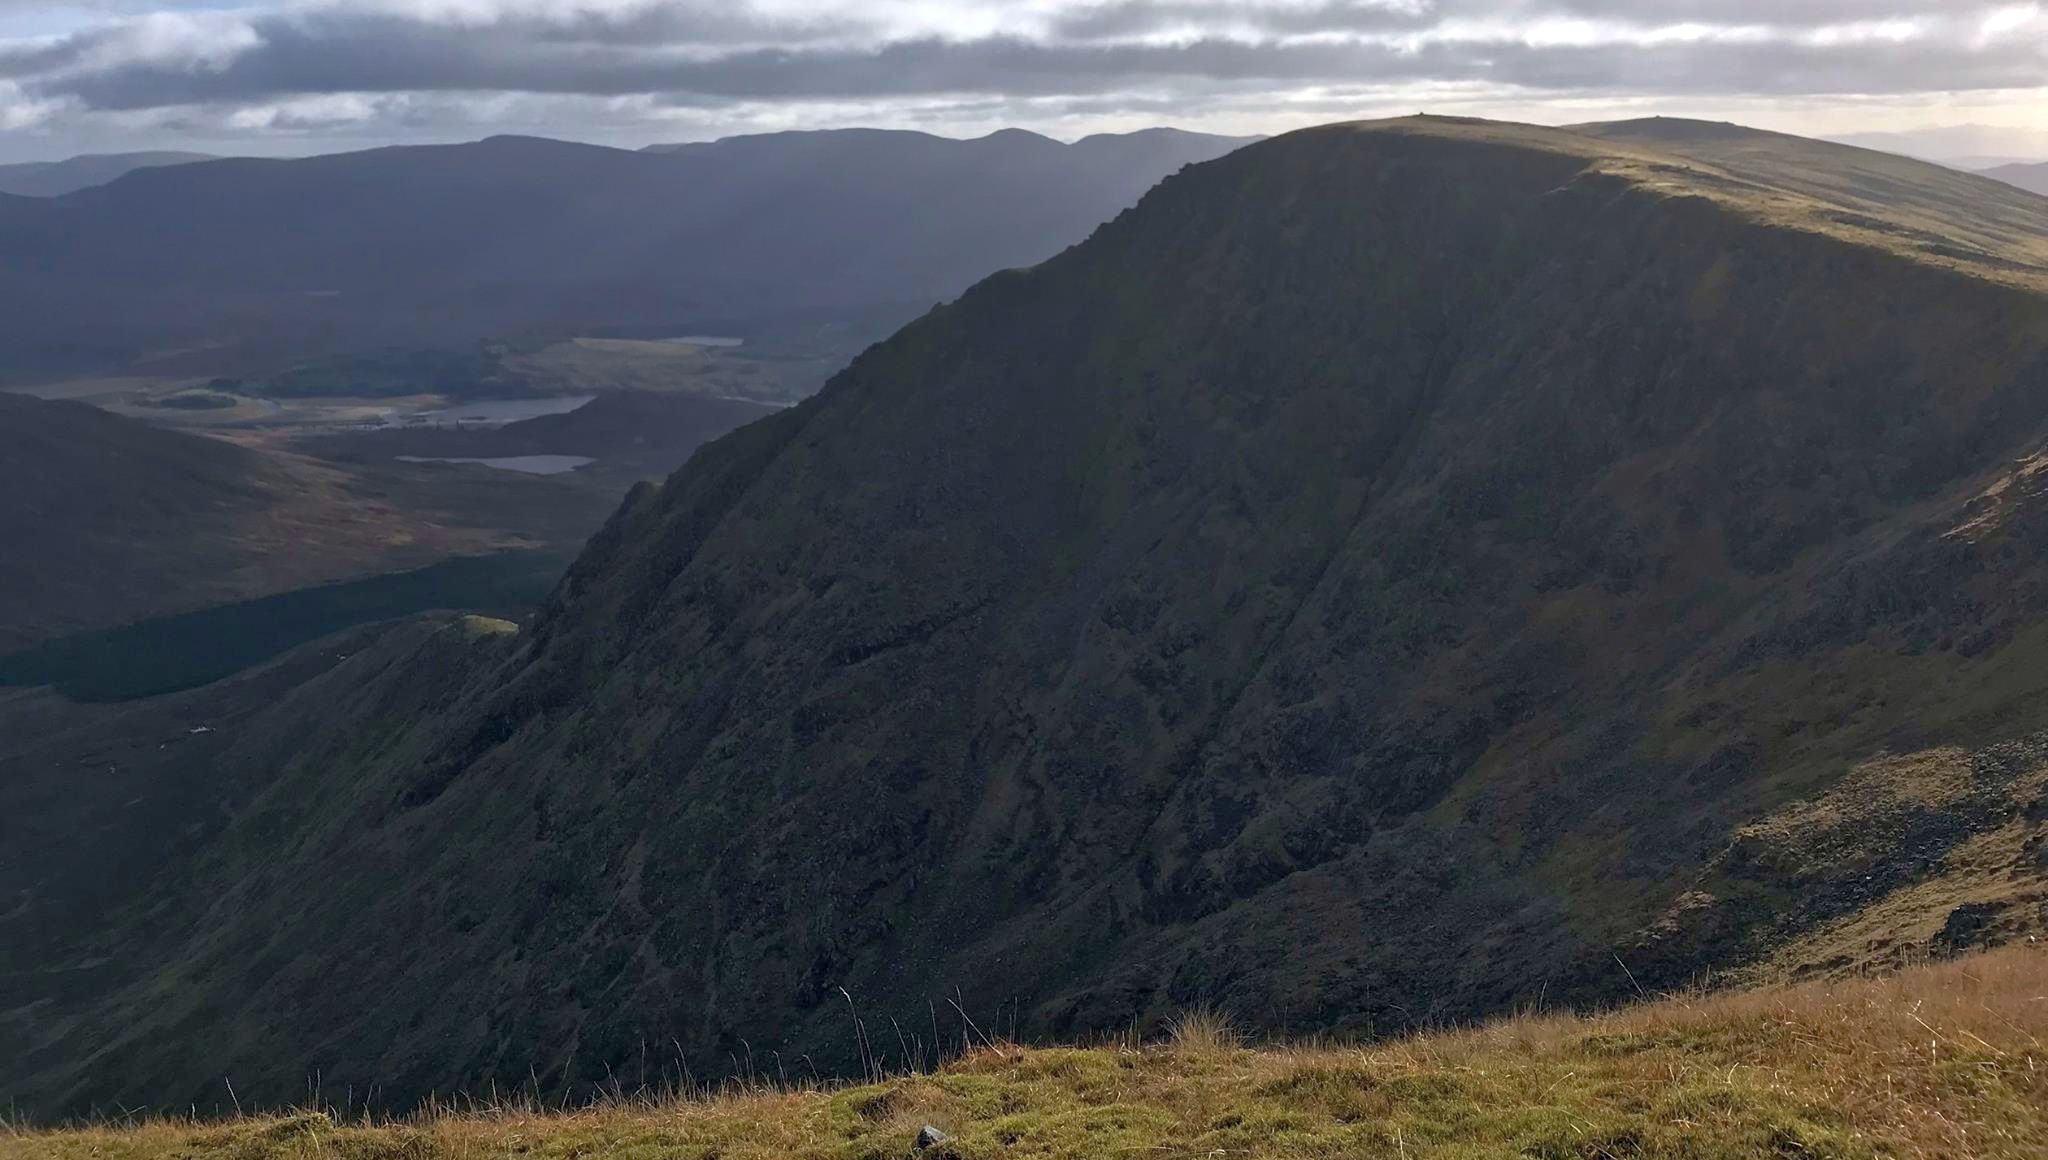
[[0, 128, 1251, 379], [10, 117, 2048, 1117], [0, 616, 506, 982]]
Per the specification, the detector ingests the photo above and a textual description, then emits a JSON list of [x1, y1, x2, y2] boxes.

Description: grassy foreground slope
[[10, 947, 2044, 1160]]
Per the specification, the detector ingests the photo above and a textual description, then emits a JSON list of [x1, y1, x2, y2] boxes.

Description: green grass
[[11, 947, 2043, 1159]]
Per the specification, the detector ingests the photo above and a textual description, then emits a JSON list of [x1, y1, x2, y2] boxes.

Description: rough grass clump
[[8, 946, 2044, 1159], [1165, 1007, 1241, 1057]]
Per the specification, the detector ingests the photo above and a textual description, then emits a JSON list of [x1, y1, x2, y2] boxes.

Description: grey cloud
[[495, 3, 869, 48], [1047, 1, 1442, 40], [22, 8, 2048, 114], [1050, 0, 1998, 40], [1532, 0, 1979, 21], [1, 0, 2043, 159]]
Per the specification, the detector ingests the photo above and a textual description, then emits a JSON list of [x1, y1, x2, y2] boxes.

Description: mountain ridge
[[642, 125, 1254, 154], [0, 150, 216, 197], [9, 115, 2048, 1117], [0, 127, 1253, 381]]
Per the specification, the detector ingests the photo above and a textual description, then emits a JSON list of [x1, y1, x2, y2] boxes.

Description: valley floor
[[9, 946, 2044, 1159]]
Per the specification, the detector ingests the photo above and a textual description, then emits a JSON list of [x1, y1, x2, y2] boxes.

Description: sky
[[0, 1, 2043, 164]]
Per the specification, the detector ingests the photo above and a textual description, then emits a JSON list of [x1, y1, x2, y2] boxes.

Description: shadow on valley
[[0, 550, 568, 701]]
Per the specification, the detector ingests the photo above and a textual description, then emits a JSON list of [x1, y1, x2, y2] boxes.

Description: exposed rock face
[[10, 117, 2048, 1116], [1936, 903, 2002, 952]]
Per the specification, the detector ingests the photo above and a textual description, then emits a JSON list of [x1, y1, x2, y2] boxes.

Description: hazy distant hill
[[12, 116, 2048, 1117], [1982, 160, 2048, 197], [0, 128, 1251, 379], [0, 151, 215, 197]]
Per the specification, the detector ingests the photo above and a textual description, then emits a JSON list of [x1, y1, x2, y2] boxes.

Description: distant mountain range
[[0, 151, 216, 197], [12, 116, 2048, 1117], [1982, 160, 2048, 197], [0, 128, 1253, 380]]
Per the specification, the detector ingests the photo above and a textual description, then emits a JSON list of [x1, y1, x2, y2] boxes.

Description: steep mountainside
[[0, 617, 501, 973], [0, 128, 1250, 379], [0, 151, 214, 197], [0, 393, 605, 653], [1984, 160, 2048, 198], [11, 117, 2048, 1117]]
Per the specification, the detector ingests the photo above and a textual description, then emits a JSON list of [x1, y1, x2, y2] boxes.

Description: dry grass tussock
[[7, 945, 2045, 1159], [1164, 1007, 1241, 1058]]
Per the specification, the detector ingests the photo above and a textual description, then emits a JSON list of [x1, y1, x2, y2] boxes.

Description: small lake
[[396, 455, 596, 475], [400, 396, 594, 426], [658, 335, 745, 348]]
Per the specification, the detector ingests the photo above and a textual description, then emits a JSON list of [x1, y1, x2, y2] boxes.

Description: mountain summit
[[10, 116, 2048, 1115]]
